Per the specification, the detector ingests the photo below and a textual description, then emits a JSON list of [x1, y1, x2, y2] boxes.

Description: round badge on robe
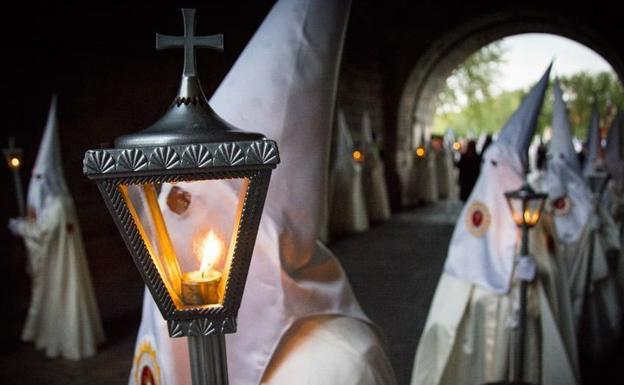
[[465, 200, 491, 237], [132, 339, 162, 385], [551, 196, 571, 216]]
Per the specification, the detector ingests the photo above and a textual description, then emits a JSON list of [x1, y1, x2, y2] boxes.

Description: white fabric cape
[[411, 219, 579, 385]]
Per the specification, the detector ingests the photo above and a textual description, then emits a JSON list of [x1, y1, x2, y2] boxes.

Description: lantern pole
[[188, 334, 228, 385], [513, 219, 530, 384], [3, 137, 26, 217], [504, 181, 546, 385]]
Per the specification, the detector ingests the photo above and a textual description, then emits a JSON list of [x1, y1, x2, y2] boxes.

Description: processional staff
[[3, 137, 26, 217]]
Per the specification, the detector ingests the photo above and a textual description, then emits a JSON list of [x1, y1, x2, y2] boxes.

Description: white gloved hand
[[8, 218, 24, 236]]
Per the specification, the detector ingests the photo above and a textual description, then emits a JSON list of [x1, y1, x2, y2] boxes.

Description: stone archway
[[393, 10, 624, 204]]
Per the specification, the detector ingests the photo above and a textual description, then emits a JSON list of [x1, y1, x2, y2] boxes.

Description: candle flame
[[194, 230, 224, 279], [10, 157, 20, 168], [416, 147, 426, 158]]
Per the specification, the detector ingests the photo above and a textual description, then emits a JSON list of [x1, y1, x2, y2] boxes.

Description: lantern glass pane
[[506, 196, 524, 226], [119, 178, 249, 309], [525, 198, 545, 226]]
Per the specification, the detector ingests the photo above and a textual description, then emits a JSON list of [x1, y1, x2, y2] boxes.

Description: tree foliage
[[437, 42, 505, 114], [433, 39, 624, 140]]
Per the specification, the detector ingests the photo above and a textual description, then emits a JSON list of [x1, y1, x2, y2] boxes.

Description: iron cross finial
[[156, 8, 223, 77]]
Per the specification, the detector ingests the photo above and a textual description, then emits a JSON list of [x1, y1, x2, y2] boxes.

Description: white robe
[[362, 151, 391, 223], [329, 157, 369, 234], [12, 195, 104, 360], [407, 149, 439, 205], [411, 219, 579, 385], [562, 205, 622, 360], [435, 148, 457, 201], [130, 272, 397, 385]]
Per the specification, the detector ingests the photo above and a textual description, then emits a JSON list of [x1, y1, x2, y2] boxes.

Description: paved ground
[[0, 201, 621, 384]]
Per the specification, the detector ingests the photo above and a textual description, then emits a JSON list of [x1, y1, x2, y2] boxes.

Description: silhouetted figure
[[480, 134, 493, 156], [457, 140, 481, 201], [536, 142, 547, 171]]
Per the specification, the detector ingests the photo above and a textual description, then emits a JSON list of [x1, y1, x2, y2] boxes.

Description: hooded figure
[[128, 1, 396, 385], [433, 134, 453, 201], [605, 112, 624, 295], [440, 129, 459, 201], [328, 109, 369, 234], [573, 102, 622, 361], [406, 132, 439, 204], [411, 65, 580, 385], [359, 111, 391, 222], [8, 97, 104, 360]]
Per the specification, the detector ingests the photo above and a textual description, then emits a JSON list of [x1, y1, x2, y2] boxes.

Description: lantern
[[3, 137, 25, 216], [503, 182, 546, 385], [83, 9, 278, 385], [504, 183, 547, 229], [586, 168, 610, 198]]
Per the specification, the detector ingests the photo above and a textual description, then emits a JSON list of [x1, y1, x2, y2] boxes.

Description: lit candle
[[181, 230, 224, 305]]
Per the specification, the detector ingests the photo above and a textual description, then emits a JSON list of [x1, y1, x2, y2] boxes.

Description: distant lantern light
[[416, 146, 426, 158], [352, 150, 363, 163], [10, 157, 20, 168], [452, 141, 461, 151]]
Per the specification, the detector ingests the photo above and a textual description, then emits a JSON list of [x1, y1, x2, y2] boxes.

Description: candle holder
[[83, 9, 278, 385], [504, 182, 546, 385], [3, 137, 25, 216]]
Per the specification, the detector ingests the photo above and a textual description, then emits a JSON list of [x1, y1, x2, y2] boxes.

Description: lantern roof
[[504, 182, 547, 201], [115, 8, 264, 148]]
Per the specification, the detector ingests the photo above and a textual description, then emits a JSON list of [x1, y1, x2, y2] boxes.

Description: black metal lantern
[[505, 183, 547, 229], [586, 169, 610, 198], [83, 9, 278, 385], [3, 137, 25, 216]]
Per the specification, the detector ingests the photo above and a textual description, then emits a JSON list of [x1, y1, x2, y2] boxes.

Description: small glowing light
[[416, 147, 426, 158], [511, 209, 541, 227], [9, 157, 20, 168], [352, 150, 363, 162], [452, 142, 461, 151], [194, 230, 224, 278]]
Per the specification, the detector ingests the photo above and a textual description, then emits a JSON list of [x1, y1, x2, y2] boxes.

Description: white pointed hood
[[543, 80, 591, 243], [606, 111, 624, 190], [334, 108, 358, 171], [583, 102, 602, 176], [444, 64, 551, 294], [360, 111, 378, 156], [154, 1, 364, 385], [27, 96, 70, 216]]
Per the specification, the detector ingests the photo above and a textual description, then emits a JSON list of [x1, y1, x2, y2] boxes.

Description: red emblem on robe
[[465, 201, 491, 237]]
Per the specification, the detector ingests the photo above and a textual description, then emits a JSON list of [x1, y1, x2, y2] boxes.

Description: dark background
[[1, 2, 623, 377]]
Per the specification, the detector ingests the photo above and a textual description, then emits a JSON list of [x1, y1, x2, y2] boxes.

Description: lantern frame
[[504, 182, 547, 228], [84, 139, 278, 337], [3, 138, 23, 170], [586, 169, 610, 198]]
